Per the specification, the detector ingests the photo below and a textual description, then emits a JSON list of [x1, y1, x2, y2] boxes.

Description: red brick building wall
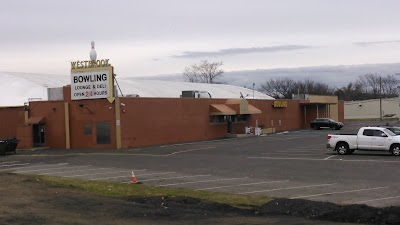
[[0, 106, 25, 139], [0, 96, 339, 149]]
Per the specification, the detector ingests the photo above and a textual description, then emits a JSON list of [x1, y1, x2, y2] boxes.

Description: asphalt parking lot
[[1, 120, 400, 208]]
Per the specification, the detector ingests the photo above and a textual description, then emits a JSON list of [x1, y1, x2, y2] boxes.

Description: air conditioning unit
[[181, 90, 211, 98]]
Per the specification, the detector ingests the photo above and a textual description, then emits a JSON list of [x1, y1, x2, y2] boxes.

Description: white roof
[[0, 72, 274, 106]]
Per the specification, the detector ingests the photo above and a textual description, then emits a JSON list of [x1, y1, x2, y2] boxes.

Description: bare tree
[[381, 75, 399, 96], [334, 82, 364, 101], [183, 60, 224, 83], [260, 77, 335, 99], [356, 74, 399, 98], [260, 77, 297, 99]]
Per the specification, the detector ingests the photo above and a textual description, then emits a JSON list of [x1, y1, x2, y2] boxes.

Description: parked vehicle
[[310, 118, 344, 130], [327, 127, 400, 155]]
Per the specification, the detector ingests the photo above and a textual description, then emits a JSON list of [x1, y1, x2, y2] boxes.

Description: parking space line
[[248, 156, 326, 161], [340, 159, 400, 163], [356, 195, 400, 204], [167, 147, 216, 156], [0, 163, 30, 168], [249, 156, 400, 163], [290, 186, 389, 199], [122, 174, 211, 183], [138, 174, 211, 182], [158, 177, 250, 187], [39, 165, 93, 175], [324, 155, 336, 160], [66, 169, 147, 178], [195, 180, 290, 191], [91, 172, 176, 181], [16, 163, 69, 172], [261, 153, 326, 156], [160, 138, 237, 147], [239, 183, 337, 194], [274, 150, 319, 153], [0, 161, 19, 165], [136, 172, 176, 176], [0, 162, 46, 171]]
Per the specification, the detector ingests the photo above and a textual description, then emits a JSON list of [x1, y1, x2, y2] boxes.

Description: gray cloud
[[173, 45, 315, 58], [354, 40, 400, 47]]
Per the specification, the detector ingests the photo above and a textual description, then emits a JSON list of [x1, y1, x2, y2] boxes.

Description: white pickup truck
[[327, 127, 400, 156]]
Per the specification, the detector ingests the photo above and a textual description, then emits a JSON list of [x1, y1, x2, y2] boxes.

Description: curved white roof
[[0, 72, 274, 106], [117, 79, 274, 100]]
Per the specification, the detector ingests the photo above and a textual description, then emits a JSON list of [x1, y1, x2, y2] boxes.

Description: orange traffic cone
[[131, 171, 138, 184]]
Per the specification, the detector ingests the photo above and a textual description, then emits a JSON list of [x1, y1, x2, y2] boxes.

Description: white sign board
[[71, 70, 110, 100]]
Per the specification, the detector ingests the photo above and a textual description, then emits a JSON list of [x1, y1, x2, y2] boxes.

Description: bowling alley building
[[0, 88, 343, 150], [0, 49, 343, 150]]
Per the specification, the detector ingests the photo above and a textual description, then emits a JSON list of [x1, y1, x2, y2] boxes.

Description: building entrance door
[[33, 123, 45, 147], [227, 116, 232, 134]]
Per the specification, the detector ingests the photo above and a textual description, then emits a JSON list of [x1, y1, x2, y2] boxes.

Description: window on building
[[232, 114, 249, 123], [210, 115, 228, 123], [84, 124, 92, 135], [96, 122, 111, 144]]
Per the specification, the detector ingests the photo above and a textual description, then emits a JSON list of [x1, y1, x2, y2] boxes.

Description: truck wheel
[[390, 144, 400, 156], [336, 143, 349, 155]]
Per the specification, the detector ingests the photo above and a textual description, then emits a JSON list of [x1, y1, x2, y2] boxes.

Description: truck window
[[363, 129, 373, 136], [383, 128, 396, 136], [372, 130, 385, 137]]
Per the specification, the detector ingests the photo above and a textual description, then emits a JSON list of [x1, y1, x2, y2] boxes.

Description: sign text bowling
[[71, 70, 110, 100]]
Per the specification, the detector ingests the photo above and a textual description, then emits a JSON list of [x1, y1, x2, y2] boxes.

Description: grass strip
[[36, 175, 272, 209]]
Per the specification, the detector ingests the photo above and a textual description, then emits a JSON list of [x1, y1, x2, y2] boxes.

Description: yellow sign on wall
[[273, 100, 288, 108]]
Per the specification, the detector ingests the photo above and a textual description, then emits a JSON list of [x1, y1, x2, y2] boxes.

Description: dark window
[[363, 129, 373, 136], [96, 122, 111, 144], [231, 114, 249, 123], [210, 115, 228, 123], [84, 124, 92, 135], [373, 130, 385, 137]]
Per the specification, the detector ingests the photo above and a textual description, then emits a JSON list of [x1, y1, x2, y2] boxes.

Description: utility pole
[[380, 76, 382, 121], [252, 83, 255, 99]]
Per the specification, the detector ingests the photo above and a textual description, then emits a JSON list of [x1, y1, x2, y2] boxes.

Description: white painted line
[[120, 174, 210, 184], [138, 174, 211, 182], [239, 183, 337, 194], [0, 161, 19, 165], [160, 138, 237, 147], [324, 155, 336, 160], [274, 150, 319, 153], [248, 156, 326, 161], [166, 147, 215, 156], [136, 171, 176, 176], [340, 159, 400, 163], [290, 186, 389, 199], [39, 165, 93, 175], [66, 169, 147, 178], [248, 156, 400, 163], [195, 180, 290, 191], [356, 195, 400, 204], [158, 177, 249, 187], [262, 153, 326, 156], [0, 163, 30, 168], [15, 163, 69, 172], [90, 172, 176, 181], [0, 162, 47, 171]]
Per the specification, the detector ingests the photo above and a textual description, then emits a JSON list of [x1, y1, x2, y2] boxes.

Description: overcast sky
[[1, 0, 400, 78]]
